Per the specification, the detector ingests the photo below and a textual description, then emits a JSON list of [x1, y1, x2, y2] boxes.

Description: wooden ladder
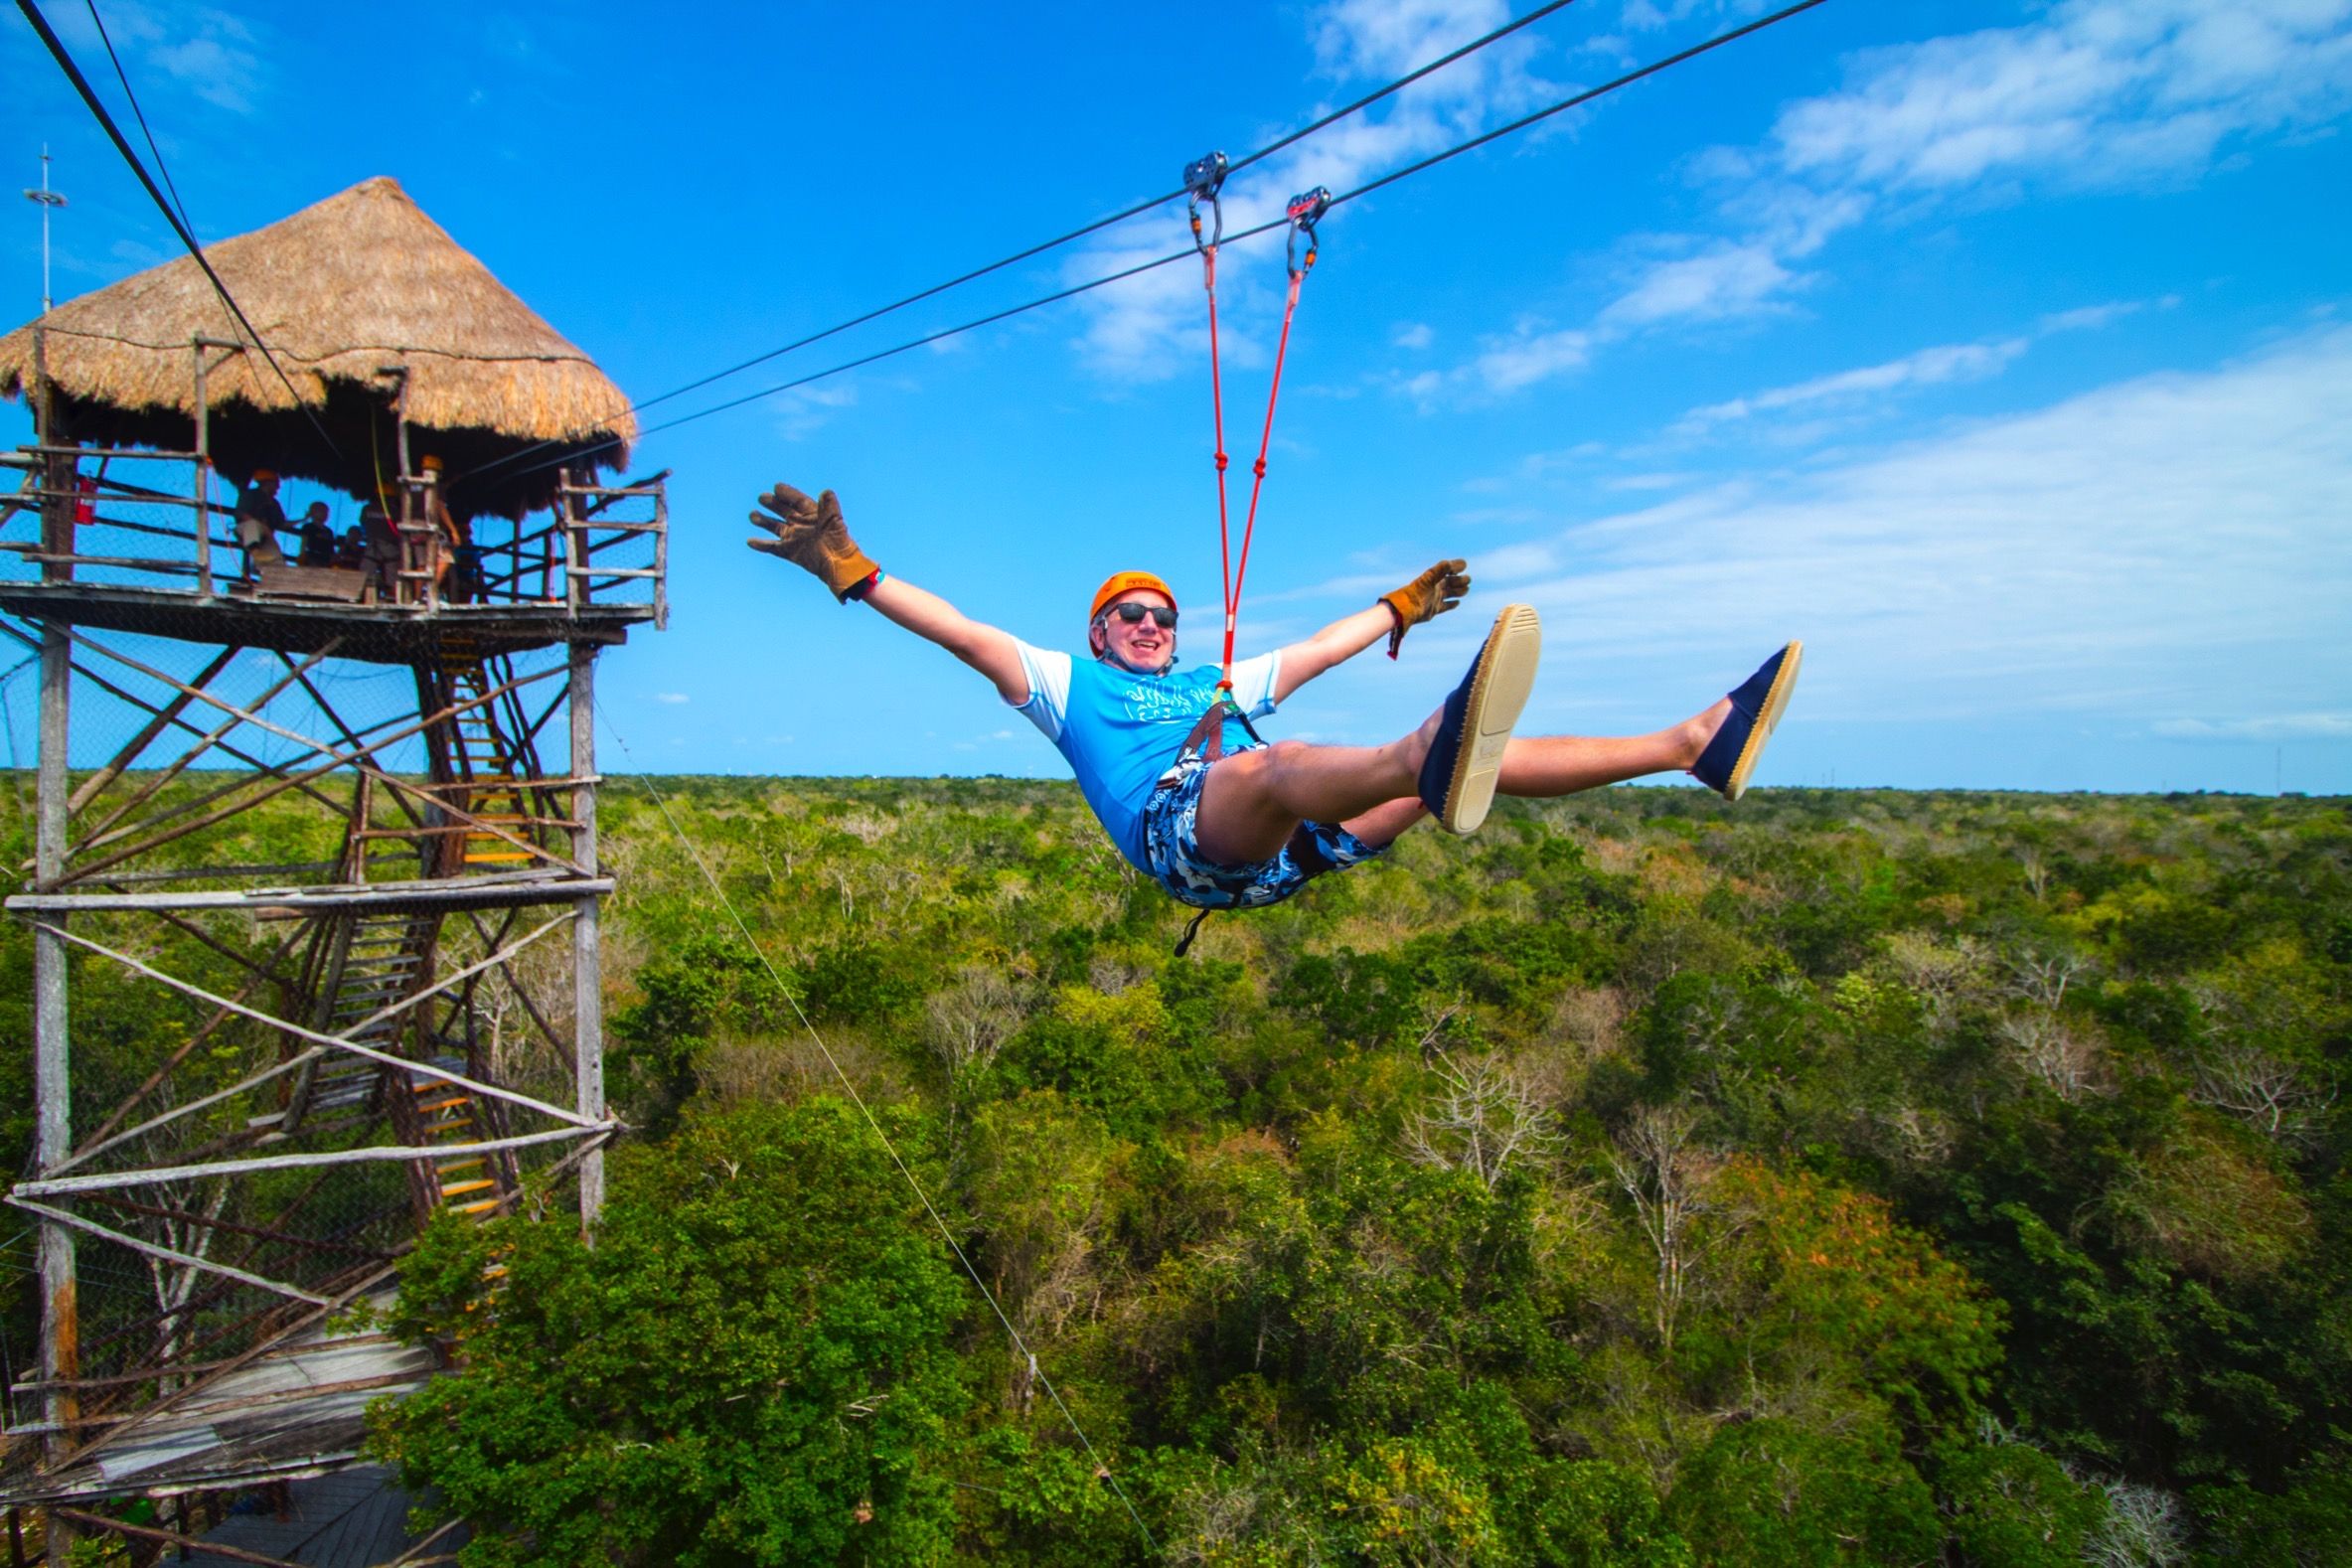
[[432, 640, 543, 872]]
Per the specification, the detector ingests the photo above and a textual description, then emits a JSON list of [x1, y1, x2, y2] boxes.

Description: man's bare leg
[[1494, 700, 1728, 797], [1339, 699, 1733, 850], [1193, 711, 1444, 864], [1198, 696, 1737, 862]]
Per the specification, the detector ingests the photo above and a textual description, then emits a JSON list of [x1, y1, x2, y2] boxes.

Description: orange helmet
[[1089, 570, 1176, 623]]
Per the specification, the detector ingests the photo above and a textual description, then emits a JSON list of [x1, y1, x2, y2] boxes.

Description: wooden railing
[[0, 448, 667, 622]]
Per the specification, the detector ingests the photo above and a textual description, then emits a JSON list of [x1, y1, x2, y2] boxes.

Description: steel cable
[[491, 0, 1834, 485], [16, 0, 345, 458]]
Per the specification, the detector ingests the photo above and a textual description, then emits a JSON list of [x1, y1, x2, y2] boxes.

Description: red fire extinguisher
[[73, 477, 96, 525]]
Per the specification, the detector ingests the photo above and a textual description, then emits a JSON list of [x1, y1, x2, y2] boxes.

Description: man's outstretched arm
[[863, 575, 1028, 704], [748, 482, 1028, 705], [1272, 558, 1471, 704]]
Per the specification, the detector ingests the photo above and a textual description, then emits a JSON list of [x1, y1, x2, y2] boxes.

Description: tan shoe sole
[[1441, 603, 1543, 834], [1723, 639, 1803, 802]]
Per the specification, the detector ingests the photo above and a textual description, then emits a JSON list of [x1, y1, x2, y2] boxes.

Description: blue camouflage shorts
[[1140, 750, 1387, 910]]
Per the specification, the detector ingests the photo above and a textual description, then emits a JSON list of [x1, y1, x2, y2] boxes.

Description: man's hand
[[1378, 557, 1471, 657], [747, 483, 880, 601]]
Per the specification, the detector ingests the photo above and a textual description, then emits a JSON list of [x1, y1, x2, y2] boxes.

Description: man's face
[[258, 474, 279, 496], [1092, 588, 1176, 672], [306, 504, 328, 523]]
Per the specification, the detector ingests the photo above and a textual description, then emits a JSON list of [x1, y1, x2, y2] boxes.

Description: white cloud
[[773, 382, 858, 441], [2154, 713, 2352, 740], [1600, 240, 1804, 328], [1071, 0, 1555, 380], [654, 693, 690, 705], [1772, 0, 2352, 196], [1392, 321, 1435, 349], [1684, 337, 2029, 427], [1471, 325, 1592, 393], [1622, 0, 1772, 31], [1416, 2, 2352, 392], [52, 2, 269, 116], [1499, 326, 2352, 728]]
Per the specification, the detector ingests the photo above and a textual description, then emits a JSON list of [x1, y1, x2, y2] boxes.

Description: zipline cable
[[83, 0, 196, 239], [595, 701, 1159, 1554], [488, 0, 1833, 485], [457, 0, 1588, 487], [15, 0, 344, 459]]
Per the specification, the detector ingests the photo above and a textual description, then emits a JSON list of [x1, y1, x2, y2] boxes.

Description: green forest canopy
[[6, 779, 2348, 1564]]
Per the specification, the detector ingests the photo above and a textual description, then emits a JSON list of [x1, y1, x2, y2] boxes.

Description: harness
[[1162, 683, 1338, 959]]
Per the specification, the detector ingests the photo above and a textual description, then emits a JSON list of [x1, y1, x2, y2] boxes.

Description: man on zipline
[[749, 484, 1801, 915]]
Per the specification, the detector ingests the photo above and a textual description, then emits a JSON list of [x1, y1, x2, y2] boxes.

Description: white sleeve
[[1008, 639, 1073, 742], [1227, 650, 1283, 718]]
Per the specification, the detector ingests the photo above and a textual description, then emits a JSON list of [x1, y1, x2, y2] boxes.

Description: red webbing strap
[[1201, 245, 1233, 689], [1222, 266, 1307, 686]]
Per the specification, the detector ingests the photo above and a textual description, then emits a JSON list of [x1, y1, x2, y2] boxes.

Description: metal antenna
[[23, 144, 68, 314]]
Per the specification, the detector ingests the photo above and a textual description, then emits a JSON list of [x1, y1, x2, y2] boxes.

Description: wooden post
[[568, 641, 604, 1235], [560, 466, 583, 612], [34, 621, 78, 1548], [36, 328, 74, 589], [192, 337, 213, 599], [652, 483, 670, 631]]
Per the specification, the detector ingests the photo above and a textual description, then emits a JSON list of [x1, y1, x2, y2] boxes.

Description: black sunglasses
[[1102, 603, 1177, 629]]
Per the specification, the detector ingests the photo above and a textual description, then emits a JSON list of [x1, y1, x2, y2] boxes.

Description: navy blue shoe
[[1692, 641, 1803, 802], [1418, 604, 1542, 834]]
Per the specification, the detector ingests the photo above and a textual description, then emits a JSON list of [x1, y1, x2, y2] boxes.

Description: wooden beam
[[44, 641, 570, 886], [50, 1506, 305, 1568], [26, 921, 606, 1131], [7, 1199, 328, 1306], [9, 873, 614, 913], [72, 640, 348, 859], [67, 644, 238, 815], [52, 1049, 323, 1179], [13, 1124, 599, 1199], [70, 923, 308, 1159]]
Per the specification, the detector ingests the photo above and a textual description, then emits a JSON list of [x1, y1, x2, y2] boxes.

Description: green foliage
[[92, 775, 2322, 1561], [1668, 1416, 1941, 1566], [368, 1100, 970, 1566]]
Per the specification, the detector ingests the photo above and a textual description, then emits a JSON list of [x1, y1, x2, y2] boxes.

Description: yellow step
[[440, 1178, 497, 1198]]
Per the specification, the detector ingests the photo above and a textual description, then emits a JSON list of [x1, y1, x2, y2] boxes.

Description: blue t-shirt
[[1010, 641, 1282, 871]]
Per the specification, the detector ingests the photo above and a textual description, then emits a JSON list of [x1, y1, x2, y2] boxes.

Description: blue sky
[[4, 0, 2349, 793]]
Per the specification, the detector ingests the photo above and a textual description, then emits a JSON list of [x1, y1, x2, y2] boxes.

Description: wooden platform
[[1, 1292, 437, 1506], [0, 581, 650, 665]]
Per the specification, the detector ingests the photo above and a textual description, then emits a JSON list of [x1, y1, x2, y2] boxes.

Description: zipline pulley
[[1284, 186, 1331, 277], [1183, 150, 1228, 252]]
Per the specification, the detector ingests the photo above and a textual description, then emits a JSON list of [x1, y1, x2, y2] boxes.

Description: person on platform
[[357, 501, 402, 602], [296, 502, 338, 567], [418, 455, 467, 597], [233, 469, 288, 577], [745, 483, 1802, 922]]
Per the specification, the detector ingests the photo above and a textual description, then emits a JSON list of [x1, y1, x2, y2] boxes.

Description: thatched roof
[[0, 177, 634, 519]]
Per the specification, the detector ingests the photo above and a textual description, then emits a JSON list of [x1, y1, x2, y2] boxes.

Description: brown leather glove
[[747, 483, 879, 602], [1378, 557, 1470, 657]]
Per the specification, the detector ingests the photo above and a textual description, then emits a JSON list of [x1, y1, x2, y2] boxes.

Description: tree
[[371, 1100, 971, 1566]]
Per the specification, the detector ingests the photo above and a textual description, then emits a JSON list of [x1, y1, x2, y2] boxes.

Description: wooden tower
[[0, 178, 666, 1558]]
